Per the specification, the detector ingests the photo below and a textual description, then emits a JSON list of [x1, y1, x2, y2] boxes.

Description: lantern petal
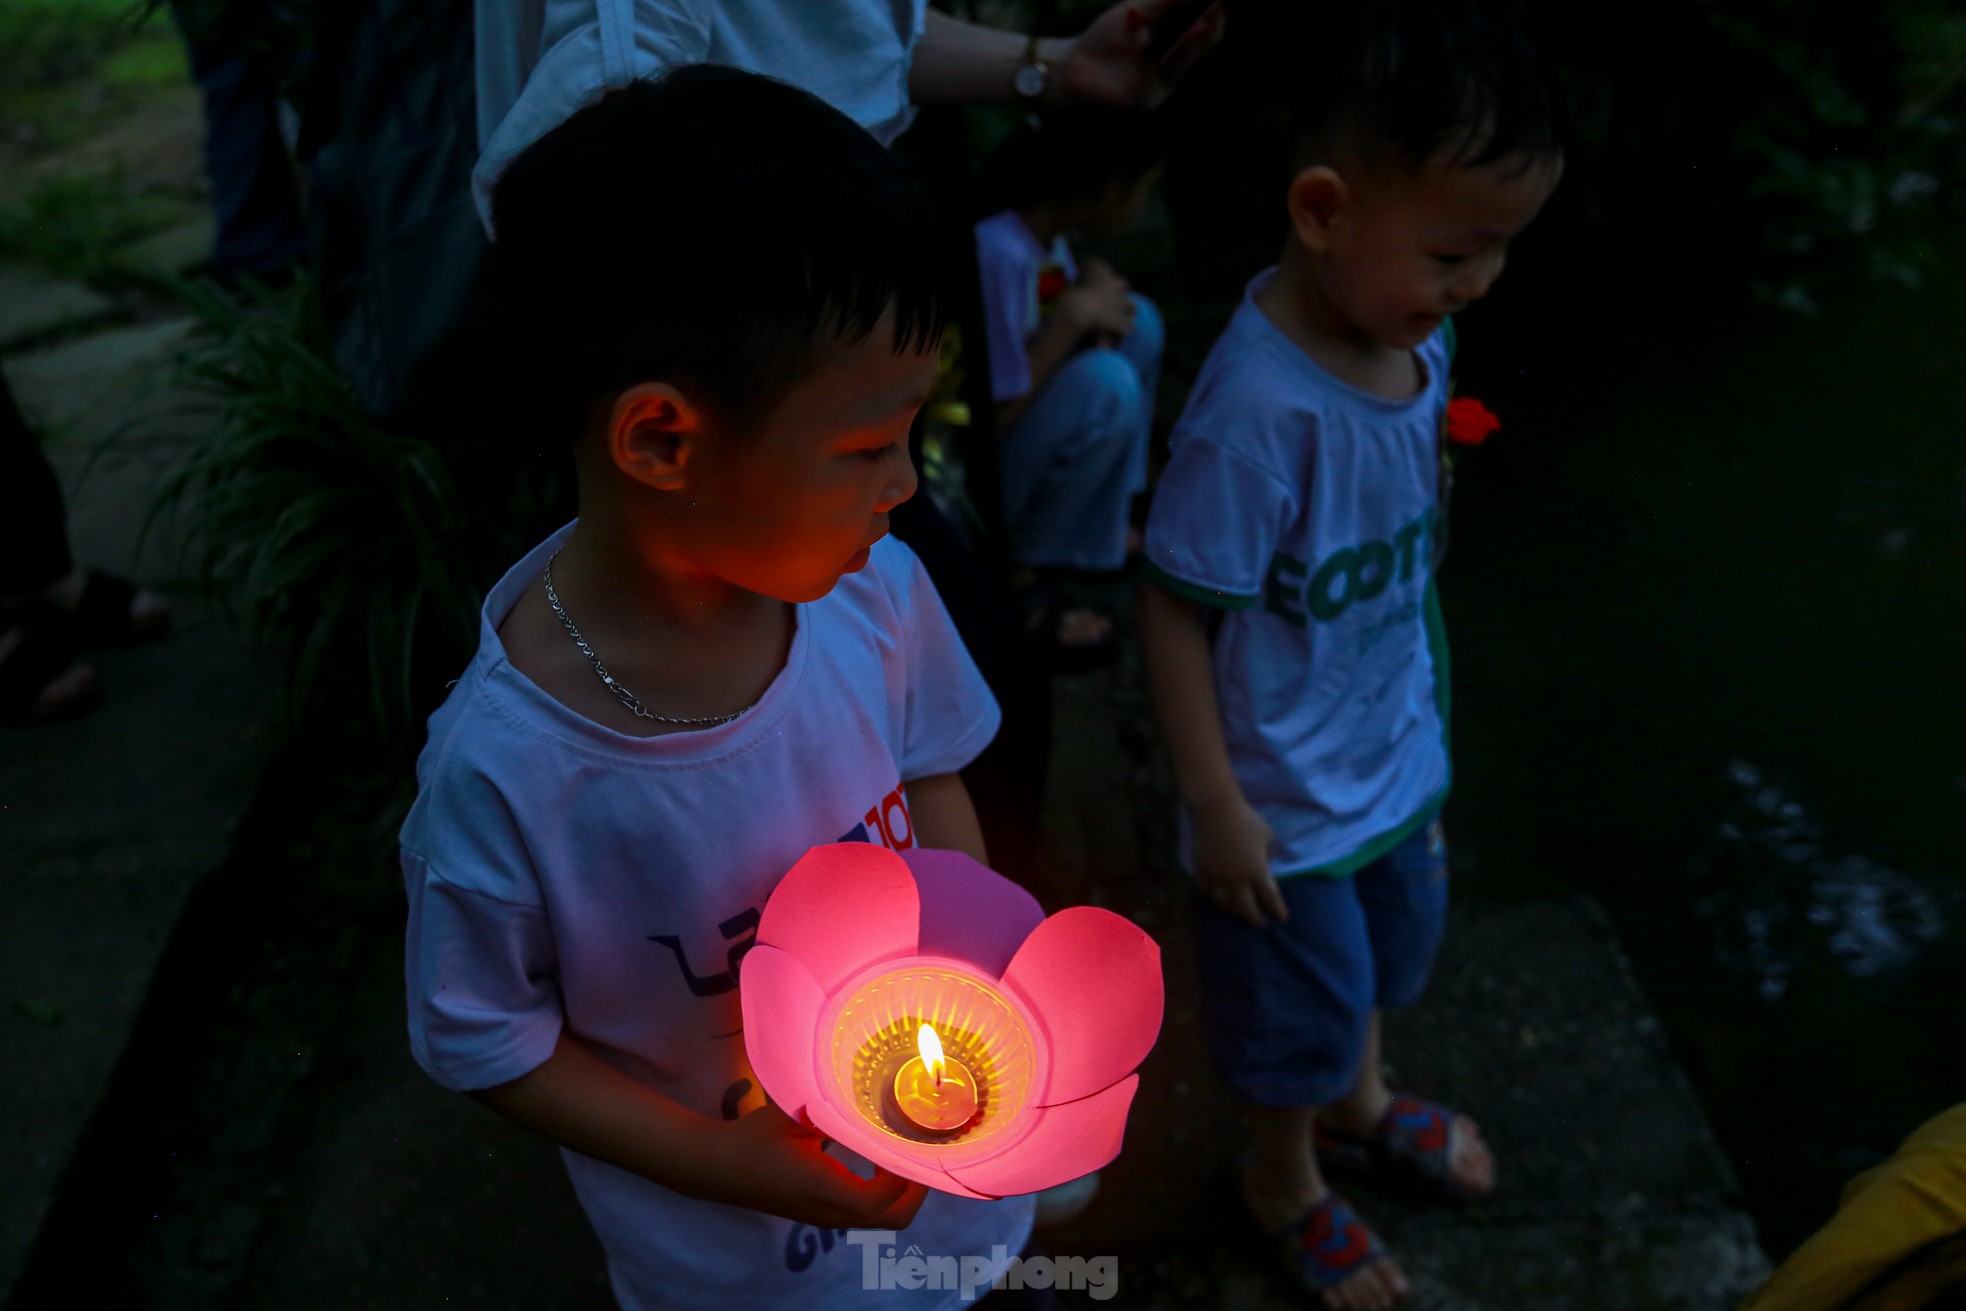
[[737, 944, 828, 1121], [1000, 907, 1163, 1107], [943, 1074, 1139, 1199], [903, 847, 1046, 978], [756, 843, 921, 993], [803, 1097, 996, 1200]]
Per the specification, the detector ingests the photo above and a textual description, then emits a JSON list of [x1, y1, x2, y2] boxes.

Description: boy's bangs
[[1281, 0, 1565, 171]]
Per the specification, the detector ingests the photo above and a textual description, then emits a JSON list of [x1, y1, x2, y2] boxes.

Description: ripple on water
[[1691, 758, 1955, 1000]]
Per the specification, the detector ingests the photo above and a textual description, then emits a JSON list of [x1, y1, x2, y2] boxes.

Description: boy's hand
[[1192, 794, 1288, 928], [1065, 260, 1135, 341], [704, 1103, 928, 1230]]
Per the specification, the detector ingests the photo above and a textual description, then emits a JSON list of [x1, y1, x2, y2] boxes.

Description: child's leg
[[1325, 816, 1495, 1199], [998, 349, 1145, 572], [1192, 874, 1411, 1304], [1323, 1010, 1393, 1132], [1243, 1103, 1322, 1227], [1112, 293, 1164, 496]]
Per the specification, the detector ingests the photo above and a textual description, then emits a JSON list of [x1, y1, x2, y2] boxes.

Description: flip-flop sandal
[[1016, 582, 1118, 675], [1274, 1191, 1393, 1295], [1315, 1094, 1492, 1204], [62, 569, 170, 646], [0, 618, 101, 725], [8, 570, 170, 647]]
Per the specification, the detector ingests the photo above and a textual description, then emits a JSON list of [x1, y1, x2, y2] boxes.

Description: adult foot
[[3, 568, 170, 646], [0, 621, 100, 724], [1317, 1093, 1495, 1203]]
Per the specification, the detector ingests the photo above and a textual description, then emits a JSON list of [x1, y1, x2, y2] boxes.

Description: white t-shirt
[[1143, 268, 1453, 878], [474, 0, 928, 230], [973, 208, 1079, 403], [400, 524, 1031, 1310]]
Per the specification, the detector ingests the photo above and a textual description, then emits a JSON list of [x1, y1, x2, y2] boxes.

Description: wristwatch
[[1013, 32, 1051, 101]]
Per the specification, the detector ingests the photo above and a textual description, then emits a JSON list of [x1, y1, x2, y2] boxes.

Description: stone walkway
[[1, 307, 271, 1303], [99, 655, 1766, 1311], [0, 274, 1771, 1311], [0, 67, 271, 1300], [0, 38, 1769, 1309]]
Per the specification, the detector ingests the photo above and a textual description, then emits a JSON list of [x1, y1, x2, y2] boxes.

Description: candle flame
[[916, 1023, 946, 1088]]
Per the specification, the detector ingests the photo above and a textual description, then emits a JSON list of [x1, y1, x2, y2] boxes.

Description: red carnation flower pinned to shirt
[[1036, 264, 1069, 305], [1445, 396, 1502, 447]]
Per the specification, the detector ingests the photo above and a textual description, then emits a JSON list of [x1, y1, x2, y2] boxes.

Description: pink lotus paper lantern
[[740, 843, 1163, 1199]]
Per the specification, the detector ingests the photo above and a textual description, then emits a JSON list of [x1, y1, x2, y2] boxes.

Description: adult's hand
[[1056, 0, 1227, 110]]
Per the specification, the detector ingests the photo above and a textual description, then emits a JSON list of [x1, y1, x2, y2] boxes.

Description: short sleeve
[[974, 217, 1035, 403], [401, 755, 565, 1089], [404, 850, 564, 1090], [473, 0, 715, 232], [888, 545, 1002, 779], [1143, 434, 1298, 609]]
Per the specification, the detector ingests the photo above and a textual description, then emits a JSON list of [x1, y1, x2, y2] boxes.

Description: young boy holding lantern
[[1138, 3, 1564, 1306], [398, 68, 1037, 1309]]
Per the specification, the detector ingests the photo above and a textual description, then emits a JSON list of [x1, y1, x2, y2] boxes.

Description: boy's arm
[[998, 262, 1134, 432], [906, 771, 988, 865], [1137, 581, 1288, 927], [1000, 297, 1091, 434], [474, 1032, 927, 1230]]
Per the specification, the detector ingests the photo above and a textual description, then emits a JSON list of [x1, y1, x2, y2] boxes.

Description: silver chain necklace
[[542, 550, 748, 728]]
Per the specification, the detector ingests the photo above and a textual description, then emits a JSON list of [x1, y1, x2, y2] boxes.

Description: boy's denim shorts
[[1190, 814, 1450, 1108]]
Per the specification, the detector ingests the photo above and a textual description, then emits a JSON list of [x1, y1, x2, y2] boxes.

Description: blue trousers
[[173, 4, 307, 278], [1191, 815, 1451, 1108], [998, 294, 1162, 571]]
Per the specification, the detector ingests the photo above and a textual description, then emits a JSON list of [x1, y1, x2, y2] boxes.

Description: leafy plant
[[136, 275, 525, 743], [1697, 0, 1966, 310]]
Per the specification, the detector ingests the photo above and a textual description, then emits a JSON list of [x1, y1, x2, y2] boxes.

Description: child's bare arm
[[905, 771, 988, 864], [474, 1032, 927, 1230], [1138, 581, 1288, 927]]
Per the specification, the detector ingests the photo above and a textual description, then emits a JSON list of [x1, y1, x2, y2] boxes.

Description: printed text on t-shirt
[[1264, 508, 1437, 627], [645, 784, 915, 998]]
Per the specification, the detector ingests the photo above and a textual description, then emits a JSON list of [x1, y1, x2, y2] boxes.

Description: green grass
[[0, 0, 150, 88], [100, 26, 192, 88], [0, 168, 181, 279]]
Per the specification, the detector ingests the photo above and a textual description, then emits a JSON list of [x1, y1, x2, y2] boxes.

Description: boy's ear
[[608, 382, 701, 491], [1285, 165, 1349, 253]]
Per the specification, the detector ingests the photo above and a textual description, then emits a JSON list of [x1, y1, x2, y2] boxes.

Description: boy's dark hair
[[1279, 0, 1563, 171], [971, 108, 1171, 218], [491, 65, 954, 433]]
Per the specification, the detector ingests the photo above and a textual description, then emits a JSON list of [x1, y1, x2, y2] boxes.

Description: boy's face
[[671, 313, 934, 604], [1314, 149, 1562, 351]]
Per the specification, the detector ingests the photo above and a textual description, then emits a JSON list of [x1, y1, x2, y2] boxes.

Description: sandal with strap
[[6, 569, 171, 647], [0, 618, 101, 725], [1276, 1192, 1394, 1296], [1315, 1094, 1493, 1204], [65, 569, 170, 646], [1016, 581, 1118, 675]]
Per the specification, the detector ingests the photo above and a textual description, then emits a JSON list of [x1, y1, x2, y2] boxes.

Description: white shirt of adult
[[474, 0, 927, 230]]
